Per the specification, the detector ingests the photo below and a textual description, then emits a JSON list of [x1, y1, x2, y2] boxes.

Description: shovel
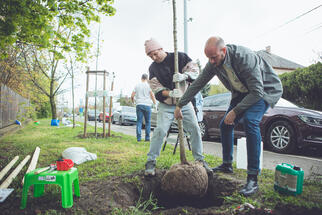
[[0, 155, 30, 202]]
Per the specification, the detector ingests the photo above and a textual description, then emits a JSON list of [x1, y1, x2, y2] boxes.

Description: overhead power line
[[272, 5, 321, 31], [305, 23, 322, 34], [252, 4, 322, 41]]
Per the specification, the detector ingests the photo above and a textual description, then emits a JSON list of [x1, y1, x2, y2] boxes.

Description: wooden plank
[[22, 147, 40, 185], [0, 155, 30, 189], [0, 156, 19, 181]]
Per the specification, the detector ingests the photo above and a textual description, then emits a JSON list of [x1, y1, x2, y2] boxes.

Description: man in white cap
[[143, 38, 211, 176]]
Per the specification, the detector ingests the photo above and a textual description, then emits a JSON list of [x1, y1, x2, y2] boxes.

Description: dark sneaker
[[145, 160, 156, 176], [212, 163, 233, 173], [197, 160, 213, 173], [239, 175, 258, 196]]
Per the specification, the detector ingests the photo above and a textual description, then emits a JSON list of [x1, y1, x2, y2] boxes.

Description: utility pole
[[94, 23, 101, 137], [184, 0, 188, 54]]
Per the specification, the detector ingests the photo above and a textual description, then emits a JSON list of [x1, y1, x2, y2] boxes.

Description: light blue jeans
[[147, 102, 204, 161]]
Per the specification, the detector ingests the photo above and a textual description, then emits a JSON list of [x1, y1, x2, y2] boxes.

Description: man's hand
[[174, 106, 183, 119], [224, 110, 236, 125], [169, 89, 182, 98], [173, 73, 188, 82]]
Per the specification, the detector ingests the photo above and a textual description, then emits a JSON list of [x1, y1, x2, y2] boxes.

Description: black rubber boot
[[212, 163, 233, 173], [239, 174, 259, 196]]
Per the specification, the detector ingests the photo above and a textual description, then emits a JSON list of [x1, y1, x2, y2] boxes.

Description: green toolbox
[[274, 163, 304, 196]]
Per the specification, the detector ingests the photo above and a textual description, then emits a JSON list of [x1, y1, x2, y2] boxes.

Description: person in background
[[131, 73, 156, 142], [192, 91, 204, 123], [143, 38, 212, 176], [174, 36, 283, 196]]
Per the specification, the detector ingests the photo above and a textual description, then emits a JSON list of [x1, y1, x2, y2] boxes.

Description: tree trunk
[[50, 96, 57, 119], [172, 0, 188, 165]]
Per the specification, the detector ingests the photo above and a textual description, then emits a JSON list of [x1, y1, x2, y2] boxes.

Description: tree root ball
[[161, 161, 208, 198]]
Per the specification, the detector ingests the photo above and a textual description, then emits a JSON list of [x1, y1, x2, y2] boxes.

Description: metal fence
[[0, 84, 30, 128]]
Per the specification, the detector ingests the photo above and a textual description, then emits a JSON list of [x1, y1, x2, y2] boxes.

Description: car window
[[276, 98, 298, 108]]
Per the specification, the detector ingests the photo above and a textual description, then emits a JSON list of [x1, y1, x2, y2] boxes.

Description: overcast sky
[[64, 0, 322, 107]]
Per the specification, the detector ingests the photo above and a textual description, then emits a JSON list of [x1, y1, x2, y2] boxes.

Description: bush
[[280, 62, 322, 111], [36, 101, 52, 118]]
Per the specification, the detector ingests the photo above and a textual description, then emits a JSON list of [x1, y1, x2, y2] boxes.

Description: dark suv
[[199, 93, 322, 154]]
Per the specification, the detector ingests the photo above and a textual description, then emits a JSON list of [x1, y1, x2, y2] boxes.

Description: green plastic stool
[[20, 167, 80, 209]]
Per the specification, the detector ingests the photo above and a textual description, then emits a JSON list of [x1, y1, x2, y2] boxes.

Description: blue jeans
[[220, 97, 269, 175], [136, 105, 152, 141], [147, 102, 204, 161]]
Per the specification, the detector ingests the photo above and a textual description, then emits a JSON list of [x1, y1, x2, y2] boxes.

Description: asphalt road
[[86, 120, 322, 179]]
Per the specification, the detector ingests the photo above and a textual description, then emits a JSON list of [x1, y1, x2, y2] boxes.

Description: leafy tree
[[118, 96, 133, 107], [0, 45, 48, 117], [280, 62, 322, 111], [1, 0, 116, 119], [0, 0, 116, 58]]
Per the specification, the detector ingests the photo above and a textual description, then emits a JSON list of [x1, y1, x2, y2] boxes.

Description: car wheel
[[111, 116, 115, 124], [198, 121, 209, 141], [119, 116, 123, 125], [265, 120, 296, 153]]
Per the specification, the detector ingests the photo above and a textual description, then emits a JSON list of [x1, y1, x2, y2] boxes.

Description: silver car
[[111, 106, 137, 125]]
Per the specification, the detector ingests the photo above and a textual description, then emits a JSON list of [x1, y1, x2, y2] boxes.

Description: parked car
[[111, 106, 137, 125], [98, 112, 113, 123], [142, 107, 179, 132], [142, 108, 158, 128], [87, 110, 100, 121], [200, 92, 322, 154]]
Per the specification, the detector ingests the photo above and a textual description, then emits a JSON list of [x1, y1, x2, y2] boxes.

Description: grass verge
[[0, 118, 321, 214]]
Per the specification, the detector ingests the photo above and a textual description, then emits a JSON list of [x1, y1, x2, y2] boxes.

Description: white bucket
[[236, 137, 263, 170]]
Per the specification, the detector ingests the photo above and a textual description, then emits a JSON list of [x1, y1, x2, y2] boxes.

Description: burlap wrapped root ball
[[161, 161, 208, 198]]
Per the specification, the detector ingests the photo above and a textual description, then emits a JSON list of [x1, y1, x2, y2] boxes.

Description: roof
[[256, 50, 304, 70]]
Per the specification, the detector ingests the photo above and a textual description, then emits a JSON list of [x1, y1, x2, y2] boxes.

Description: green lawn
[[0, 119, 321, 214]]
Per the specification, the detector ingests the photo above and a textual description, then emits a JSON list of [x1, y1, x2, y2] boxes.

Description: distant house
[[256, 46, 304, 75]]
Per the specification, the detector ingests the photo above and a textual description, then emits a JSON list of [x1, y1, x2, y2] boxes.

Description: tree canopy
[[0, 0, 116, 119], [0, 0, 116, 60]]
